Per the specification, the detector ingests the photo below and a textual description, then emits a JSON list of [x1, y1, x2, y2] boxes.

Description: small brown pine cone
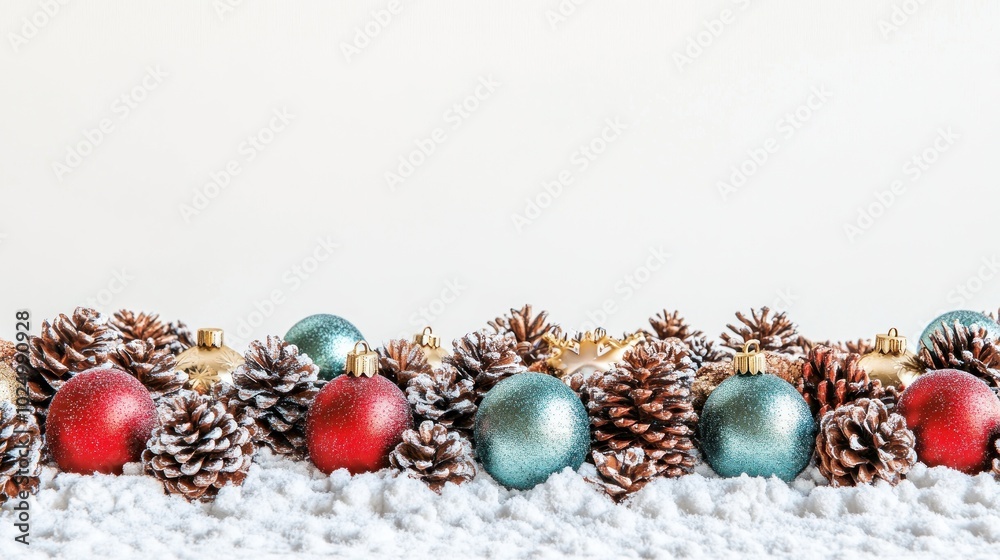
[[143, 391, 255, 502], [445, 330, 526, 400], [588, 447, 660, 502], [109, 310, 194, 355], [820, 338, 876, 356], [990, 436, 1000, 479], [109, 339, 188, 400], [919, 321, 1000, 392], [27, 307, 121, 423], [720, 307, 807, 357], [406, 364, 477, 437], [378, 339, 432, 389], [686, 335, 727, 367], [488, 304, 555, 367], [815, 398, 916, 487], [586, 339, 697, 475], [797, 346, 883, 418], [1, 402, 42, 504], [646, 310, 725, 367], [389, 421, 476, 492], [228, 336, 320, 458]]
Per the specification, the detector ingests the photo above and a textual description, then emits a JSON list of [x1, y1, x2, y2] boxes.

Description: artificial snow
[[3, 450, 1000, 559]]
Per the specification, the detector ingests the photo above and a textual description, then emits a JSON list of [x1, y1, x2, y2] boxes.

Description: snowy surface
[[3, 451, 1000, 559]]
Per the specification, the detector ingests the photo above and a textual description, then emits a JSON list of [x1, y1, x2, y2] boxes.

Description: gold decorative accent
[[413, 326, 448, 368], [345, 341, 379, 378], [175, 328, 244, 394], [733, 339, 767, 375], [543, 328, 645, 377], [859, 328, 923, 388]]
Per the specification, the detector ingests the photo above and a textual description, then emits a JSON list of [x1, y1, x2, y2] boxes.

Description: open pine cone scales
[[378, 339, 433, 389], [227, 336, 320, 458], [589, 447, 660, 502], [797, 346, 894, 418], [720, 307, 808, 357], [919, 321, 1000, 392], [445, 330, 525, 399], [109, 310, 194, 355], [143, 391, 255, 501], [1, 403, 42, 504], [405, 364, 477, 437], [815, 398, 916, 487], [389, 421, 476, 492], [488, 304, 555, 367], [109, 339, 188, 400]]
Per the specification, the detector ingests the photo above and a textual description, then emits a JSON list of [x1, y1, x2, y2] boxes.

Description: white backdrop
[[2, 1, 999, 351]]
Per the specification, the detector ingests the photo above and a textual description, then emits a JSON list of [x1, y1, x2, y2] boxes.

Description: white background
[[2, 1, 999, 351]]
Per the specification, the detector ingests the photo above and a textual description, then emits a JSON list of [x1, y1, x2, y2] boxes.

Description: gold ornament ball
[[413, 327, 448, 368], [174, 328, 244, 394], [857, 328, 923, 388]]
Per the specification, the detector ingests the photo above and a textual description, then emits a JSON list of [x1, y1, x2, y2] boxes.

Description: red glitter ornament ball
[[46, 367, 159, 474], [306, 372, 412, 475], [897, 369, 1000, 474]]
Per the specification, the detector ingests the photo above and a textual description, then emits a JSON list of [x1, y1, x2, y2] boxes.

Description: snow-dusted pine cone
[[991, 436, 1000, 479], [0, 402, 42, 504], [919, 321, 1000, 393], [109, 339, 188, 401], [389, 421, 476, 492], [589, 447, 660, 502], [647, 309, 725, 367], [815, 398, 916, 487], [720, 307, 808, 357], [488, 304, 555, 367], [820, 338, 876, 356], [796, 346, 888, 418], [227, 336, 320, 458], [586, 339, 697, 476], [445, 330, 526, 400], [405, 364, 477, 437], [143, 391, 255, 501], [27, 307, 121, 422], [109, 310, 194, 355], [378, 339, 432, 389]]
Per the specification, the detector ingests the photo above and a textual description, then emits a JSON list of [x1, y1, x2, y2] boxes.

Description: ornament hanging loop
[[733, 339, 767, 375], [413, 326, 441, 349], [345, 340, 379, 378], [873, 327, 907, 355]]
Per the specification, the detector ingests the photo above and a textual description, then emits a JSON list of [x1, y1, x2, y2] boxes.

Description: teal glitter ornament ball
[[284, 314, 364, 379], [700, 373, 816, 481], [474, 373, 590, 490], [919, 310, 1000, 350]]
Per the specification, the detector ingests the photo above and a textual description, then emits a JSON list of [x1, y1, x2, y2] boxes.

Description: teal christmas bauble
[[699, 373, 816, 481], [474, 373, 590, 490], [919, 310, 1000, 351], [284, 314, 364, 379]]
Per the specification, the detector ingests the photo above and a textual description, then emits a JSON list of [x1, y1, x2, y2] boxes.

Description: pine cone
[[821, 338, 875, 355], [647, 310, 725, 367], [378, 339, 432, 389], [405, 364, 477, 437], [227, 336, 320, 458], [586, 339, 697, 476], [488, 304, 554, 366], [143, 391, 255, 501], [720, 307, 807, 357], [815, 398, 916, 487], [990, 435, 1000, 479], [588, 447, 660, 502], [686, 335, 727, 367], [797, 346, 887, 418], [109, 310, 194, 355], [389, 421, 476, 492], [1, 403, 42, 504], [27, 307, 121, 422], [445, 330, 526, 400], [919, 321, 1000, 392], [109, 339, 188, 400]]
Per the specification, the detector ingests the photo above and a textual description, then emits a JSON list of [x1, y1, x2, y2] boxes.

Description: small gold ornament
[[174, 328, 244, 394], [1, 339, 19, 404], [344, 341, 379, 377], [857, 328, 923, 388], [543, 328, 645, 378], [413, 327, 448, 368]]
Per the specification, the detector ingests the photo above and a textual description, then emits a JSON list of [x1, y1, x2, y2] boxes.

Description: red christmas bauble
[[897, 369, 1000, 474], [46, 367, 159, 474], [306, 374, 412, 474]]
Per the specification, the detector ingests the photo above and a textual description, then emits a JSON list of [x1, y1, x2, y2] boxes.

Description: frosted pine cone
[[589, 447, 660, 502], [488, 304, 555, 367], [647, 309, 725, 366], [815, 398, 916, 487], [109, 310, 194, 355], [378, 339, 432, 389], [445, 330, 526, 400], [389, 421, 476, 492], [143, 391, 255, 501], [0, 403, 42, 504], [405, 364, 477, 437], [109, 339, 188, 400], [720, 307, 808, 357], [919, 321, 1000, 393], [797, 346, 887, 418]]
